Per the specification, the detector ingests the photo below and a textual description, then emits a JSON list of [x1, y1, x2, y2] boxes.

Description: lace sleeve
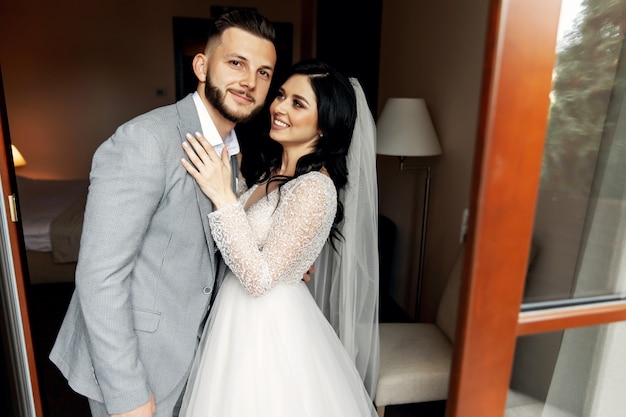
[[208, 173, 337, 297]]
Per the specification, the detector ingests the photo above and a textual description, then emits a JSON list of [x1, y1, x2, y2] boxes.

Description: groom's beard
[[205, 74, 262, 124]]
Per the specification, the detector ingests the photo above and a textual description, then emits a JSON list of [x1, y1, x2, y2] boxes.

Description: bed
[[17, 176, 88, 285]]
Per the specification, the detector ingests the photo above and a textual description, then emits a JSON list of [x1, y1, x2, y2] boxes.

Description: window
[[446, 0, 626, 415]]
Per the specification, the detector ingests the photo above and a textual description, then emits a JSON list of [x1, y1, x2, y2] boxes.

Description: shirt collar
[[192, 91, 240, 156]]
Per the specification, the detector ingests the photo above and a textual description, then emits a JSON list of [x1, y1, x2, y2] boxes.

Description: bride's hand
[[181, 132, 237, 209]]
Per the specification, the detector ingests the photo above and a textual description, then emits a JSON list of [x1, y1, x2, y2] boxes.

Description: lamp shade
[[376, 98, 442, 157], [11, 145, 26, 167]]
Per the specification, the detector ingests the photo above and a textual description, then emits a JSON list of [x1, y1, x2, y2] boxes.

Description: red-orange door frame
[[446, 0, 561, 415], [0, 67, 43, 416]]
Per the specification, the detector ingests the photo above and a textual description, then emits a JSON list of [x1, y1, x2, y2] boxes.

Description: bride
[[179, 59, 378, 417]]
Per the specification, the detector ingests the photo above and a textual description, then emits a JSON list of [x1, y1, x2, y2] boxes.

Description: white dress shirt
[[192, 92, 240, 157]]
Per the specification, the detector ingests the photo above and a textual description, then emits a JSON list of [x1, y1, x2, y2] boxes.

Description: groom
[[50, 10, 277, 417]]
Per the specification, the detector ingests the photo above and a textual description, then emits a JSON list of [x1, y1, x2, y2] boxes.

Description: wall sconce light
[[376, 98, 442, 319], [11, 145, 26, 168]]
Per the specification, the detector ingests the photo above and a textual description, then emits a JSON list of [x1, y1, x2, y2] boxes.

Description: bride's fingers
[[180, 146, 208, 182], [181, 140, 206, 171], [180, 155, 200, 177], [184, 133, 212, 163], [192, 132, 221, 161], [221, 145, 231, 165]]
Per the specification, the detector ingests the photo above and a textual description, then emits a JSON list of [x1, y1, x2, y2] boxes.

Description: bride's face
[[268, 74, 322, 151]]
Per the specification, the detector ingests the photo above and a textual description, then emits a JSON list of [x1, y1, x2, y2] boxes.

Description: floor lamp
[[376, 98, 442, 320]]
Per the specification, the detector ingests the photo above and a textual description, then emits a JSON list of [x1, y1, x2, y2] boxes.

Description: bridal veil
[[308, 78, 380, 398]]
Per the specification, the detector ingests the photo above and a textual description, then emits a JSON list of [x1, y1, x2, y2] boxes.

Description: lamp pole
[[399, 158, 432, 321], [377, 98, 442, 321]]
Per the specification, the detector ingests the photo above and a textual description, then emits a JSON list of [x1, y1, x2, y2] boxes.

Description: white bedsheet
[[16, 176, 89, 252]]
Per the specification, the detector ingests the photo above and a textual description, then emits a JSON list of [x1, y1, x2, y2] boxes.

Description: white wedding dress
[[179, 171, 377, 417]]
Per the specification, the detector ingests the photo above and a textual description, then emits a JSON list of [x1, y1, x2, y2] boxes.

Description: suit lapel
[[193, 179, 217, 271], [175, 95, 242, 278], [176, 95, 217, 272]]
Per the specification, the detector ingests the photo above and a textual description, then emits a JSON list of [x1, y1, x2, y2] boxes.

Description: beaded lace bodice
[[207, 171, 337, 297]]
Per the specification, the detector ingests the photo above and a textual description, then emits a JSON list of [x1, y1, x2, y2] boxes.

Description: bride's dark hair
[[242, 59, 357, 243]]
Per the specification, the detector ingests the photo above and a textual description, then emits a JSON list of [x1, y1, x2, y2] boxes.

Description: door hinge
[[8, 194, 19, 223]]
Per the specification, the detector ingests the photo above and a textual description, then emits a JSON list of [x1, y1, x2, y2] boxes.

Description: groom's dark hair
[[207, 9, 276, 49]]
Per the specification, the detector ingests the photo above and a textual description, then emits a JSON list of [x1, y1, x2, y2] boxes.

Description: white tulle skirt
[[179, 272, 377, 417]]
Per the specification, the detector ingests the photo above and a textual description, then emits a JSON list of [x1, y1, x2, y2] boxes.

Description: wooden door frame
[[445, 0, 561, 415], [446, 0, 626, 415], [0, 67, 42, 416]]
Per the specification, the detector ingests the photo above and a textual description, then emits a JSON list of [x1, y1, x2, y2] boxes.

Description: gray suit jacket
[[50, 94, 229, 414]]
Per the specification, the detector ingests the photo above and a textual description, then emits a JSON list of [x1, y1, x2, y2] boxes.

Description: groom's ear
[[192, 53, 208, 83]]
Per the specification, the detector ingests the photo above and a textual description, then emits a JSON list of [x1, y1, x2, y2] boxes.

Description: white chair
[[374, 246, 463, 416]]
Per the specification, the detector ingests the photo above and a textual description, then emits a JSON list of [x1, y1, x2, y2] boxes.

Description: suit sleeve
[[75, 121, 165, 412]]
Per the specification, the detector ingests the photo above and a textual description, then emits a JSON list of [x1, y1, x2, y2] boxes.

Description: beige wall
[[0, 0, 302, 179], [1, 0, 491, 322], [377, 0, 490, 320]]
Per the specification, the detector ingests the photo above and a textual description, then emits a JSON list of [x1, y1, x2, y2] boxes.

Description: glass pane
[[523, 0, 626, 305], [507, 322, 626, 417]]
